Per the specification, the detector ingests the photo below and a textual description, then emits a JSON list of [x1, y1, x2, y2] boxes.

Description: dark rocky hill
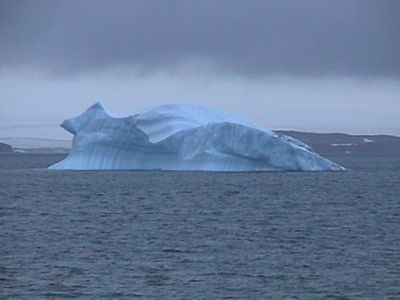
[[0, 143, 13, 153], [279, 131, 400, 155]]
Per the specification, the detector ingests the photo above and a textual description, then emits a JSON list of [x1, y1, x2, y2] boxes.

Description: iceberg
[[49, 103, 344, 171]]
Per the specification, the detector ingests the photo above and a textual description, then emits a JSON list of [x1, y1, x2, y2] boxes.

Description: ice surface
[[49, 103, 344, 171]]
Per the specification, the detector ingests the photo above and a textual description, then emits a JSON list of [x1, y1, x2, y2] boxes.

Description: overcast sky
[[1, 0, 399, 139]]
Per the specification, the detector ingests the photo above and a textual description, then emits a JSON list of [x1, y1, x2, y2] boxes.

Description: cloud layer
[[1, 0, 399, 78]]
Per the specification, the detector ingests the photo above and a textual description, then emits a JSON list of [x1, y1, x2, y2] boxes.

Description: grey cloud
[[0, 0, 399, 77]]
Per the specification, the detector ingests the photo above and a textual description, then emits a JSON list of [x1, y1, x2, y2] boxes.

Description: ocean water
[[0, 154, 399, 299]]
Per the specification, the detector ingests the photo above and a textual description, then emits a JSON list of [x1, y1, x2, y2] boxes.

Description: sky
[[0, 0, 399, 141]]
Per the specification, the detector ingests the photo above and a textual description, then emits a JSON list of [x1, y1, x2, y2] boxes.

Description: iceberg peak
[[88, 102, 107, 113], [60, 102, 108, 134], [50, 103, 345, 171]]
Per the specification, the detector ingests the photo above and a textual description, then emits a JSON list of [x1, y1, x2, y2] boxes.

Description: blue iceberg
[[49, 103, 344, 171]]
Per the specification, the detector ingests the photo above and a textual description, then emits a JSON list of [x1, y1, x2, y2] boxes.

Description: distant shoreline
[[1, 131, 399, 156]]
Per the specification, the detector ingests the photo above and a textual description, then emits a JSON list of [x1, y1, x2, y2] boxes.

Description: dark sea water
[[1, 154, 399, 299]]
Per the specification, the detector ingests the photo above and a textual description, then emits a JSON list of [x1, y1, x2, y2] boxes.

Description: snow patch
[[330, 143, 355, 147], [363, 138, 374, 143]]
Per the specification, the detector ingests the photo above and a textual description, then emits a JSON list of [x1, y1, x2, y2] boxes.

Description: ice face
[[49, 103, 345, 171]]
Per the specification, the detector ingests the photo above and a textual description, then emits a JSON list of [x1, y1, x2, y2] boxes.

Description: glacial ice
[[49, 103, 344, 171]]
